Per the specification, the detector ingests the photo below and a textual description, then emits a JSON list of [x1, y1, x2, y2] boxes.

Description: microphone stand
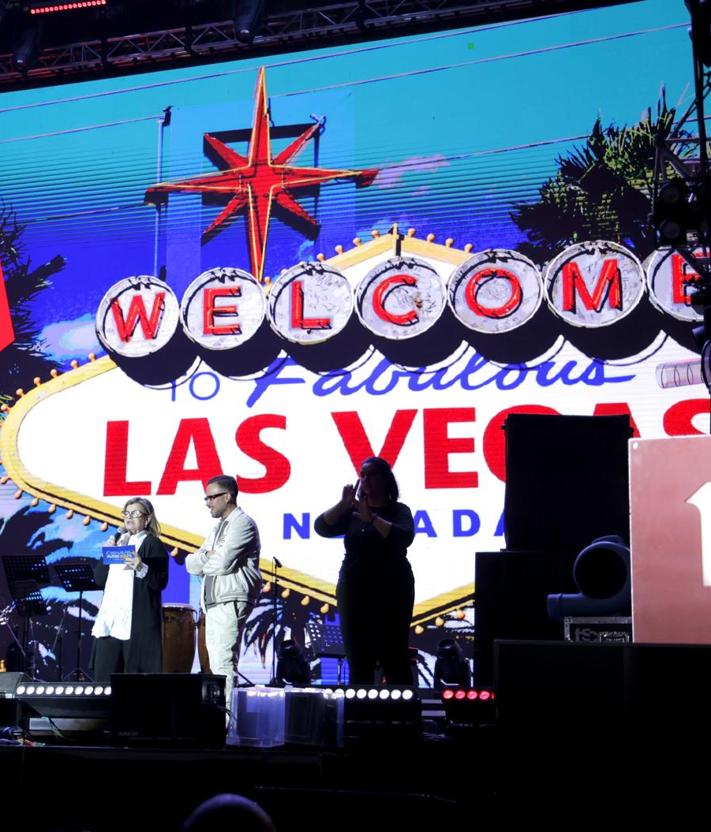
[[270, 557, 282, 685]]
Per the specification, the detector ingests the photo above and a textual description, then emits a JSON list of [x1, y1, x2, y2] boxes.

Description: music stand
[[2, 555, 50, 679], [307, 618, 347, 685], [54, 560, 97, 681]]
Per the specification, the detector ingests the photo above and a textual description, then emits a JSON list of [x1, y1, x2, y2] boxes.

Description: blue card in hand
[[102, 545, 134, 565]]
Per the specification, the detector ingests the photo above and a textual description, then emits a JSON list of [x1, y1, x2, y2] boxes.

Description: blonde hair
[[123, 497, 161, 537]]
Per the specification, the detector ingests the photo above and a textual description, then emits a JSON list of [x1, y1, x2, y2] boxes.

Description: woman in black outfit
[[315, 457, 415, 685], [92, 497, 168, 683]]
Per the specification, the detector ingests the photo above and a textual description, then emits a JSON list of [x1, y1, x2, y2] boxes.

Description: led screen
[[0, 0, 699, 682]]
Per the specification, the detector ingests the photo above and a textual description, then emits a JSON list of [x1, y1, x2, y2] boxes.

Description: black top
[[93, 533, 169, 672], [314, 501, 415, 580]]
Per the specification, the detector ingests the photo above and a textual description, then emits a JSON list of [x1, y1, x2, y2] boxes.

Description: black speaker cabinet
[[494, 639, 626, 737], [494, 640, 711, 740], [503, 413, 632, 551], [474, 551, 576, 686], [0, 673, 29, 727], [0, 672, 29, 696], [110, 673, 225, 748]]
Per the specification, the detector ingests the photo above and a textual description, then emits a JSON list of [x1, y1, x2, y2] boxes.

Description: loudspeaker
[[0, 673, 25, 726], [474, 551, 576, 686], [503, 414, 631, 551], [494, 639, 626, 737], [494, 640, 711, 740], [110, 673, 225, 748], [625, 643, 711, 737], [0, 672, 30, 696]]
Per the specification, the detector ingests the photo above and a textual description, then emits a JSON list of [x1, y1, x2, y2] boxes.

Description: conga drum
[[162, 603, 197, 672]]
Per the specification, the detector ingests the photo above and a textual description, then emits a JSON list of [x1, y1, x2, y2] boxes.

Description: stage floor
[[1, 719, 706, 832], [0, 730, 482, 831]]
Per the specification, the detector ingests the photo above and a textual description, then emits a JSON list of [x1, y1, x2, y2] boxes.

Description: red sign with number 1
[[631, 434, 711, 644]]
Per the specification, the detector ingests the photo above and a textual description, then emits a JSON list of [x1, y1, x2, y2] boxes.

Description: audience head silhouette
[[182, 793, 275, 832]]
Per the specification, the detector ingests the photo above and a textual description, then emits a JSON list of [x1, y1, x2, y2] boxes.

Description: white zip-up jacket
[[185, 506, 262, 611]]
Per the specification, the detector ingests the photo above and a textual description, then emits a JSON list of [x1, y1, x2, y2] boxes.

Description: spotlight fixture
[[12, 19, 42, 72], [441, 687, 496, 733], [273, 638, 311, 687], [232, 0, 264, 45], [651, 177, 699, 247], [343, 686, 421, 743], [547, 535, 631, 620], [433, 638, 471, 690], [13, 680, 112, 741], [688, 0, 711, 67]]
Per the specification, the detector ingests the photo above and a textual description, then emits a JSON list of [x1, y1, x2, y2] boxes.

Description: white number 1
[[687, 482, 711, 587]]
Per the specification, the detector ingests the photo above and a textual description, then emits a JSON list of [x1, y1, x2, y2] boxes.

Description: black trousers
[[337, 573, 415, 686], [93, 636, 131, 684]]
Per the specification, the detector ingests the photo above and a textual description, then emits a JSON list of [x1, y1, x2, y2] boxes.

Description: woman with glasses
[[91, 497, 169, 683]]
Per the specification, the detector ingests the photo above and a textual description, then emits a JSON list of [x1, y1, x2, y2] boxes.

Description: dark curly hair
[[361, 456, 399, 502]]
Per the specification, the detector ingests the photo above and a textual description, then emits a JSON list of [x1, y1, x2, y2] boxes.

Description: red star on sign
[[146, 67, 379, 282]]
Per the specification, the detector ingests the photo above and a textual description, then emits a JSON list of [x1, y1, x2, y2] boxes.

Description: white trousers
[[205, 600, 251, 711]]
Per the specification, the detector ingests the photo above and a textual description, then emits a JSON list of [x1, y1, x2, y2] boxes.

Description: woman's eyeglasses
[[122, 510, 146, 519]]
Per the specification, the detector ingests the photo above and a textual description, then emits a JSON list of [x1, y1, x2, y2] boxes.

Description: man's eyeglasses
[[204, 492, 228, 503], [122, 510, 146, 519]]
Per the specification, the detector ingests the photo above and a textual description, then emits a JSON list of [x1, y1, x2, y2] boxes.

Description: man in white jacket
[[186, 475, 262, 709]]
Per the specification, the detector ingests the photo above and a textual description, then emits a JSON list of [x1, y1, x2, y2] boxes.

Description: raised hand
[[353, 492, 373, 523], [341, 480, 358, 509]]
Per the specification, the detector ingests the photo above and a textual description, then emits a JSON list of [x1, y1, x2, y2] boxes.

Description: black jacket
[[93, 533, 169, 672]]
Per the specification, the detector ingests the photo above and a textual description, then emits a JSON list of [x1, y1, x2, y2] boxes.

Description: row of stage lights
[[342, 687, 415, 701], [14, 685, 482, 702], [16, 683, 111, 697], [243, 686, 417, 702], [30, 1, 107, 13], [441, 688, 494, 702]]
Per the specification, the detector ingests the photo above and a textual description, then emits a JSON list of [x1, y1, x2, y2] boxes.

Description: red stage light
[[442, 689, 455, 700], [30, 0, 106, 14], [454, 690, 466, 700], [479, 690, 491, 701], [466, 690, 478, 700]]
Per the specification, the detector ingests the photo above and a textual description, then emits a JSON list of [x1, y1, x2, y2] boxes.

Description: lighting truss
[[0, 0, 636, 87]]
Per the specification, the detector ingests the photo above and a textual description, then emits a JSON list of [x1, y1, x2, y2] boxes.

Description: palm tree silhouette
[[0, 505, 74, 565], [512, 99, 689, 263], [0, 201, 66, 404], [0, 505, 74, 675], [243, 588, 316, 676]]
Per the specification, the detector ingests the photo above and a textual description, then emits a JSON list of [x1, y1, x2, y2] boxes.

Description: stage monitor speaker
[[0, 671, 30, 697], [474, 551, 576, 686], [494, 639, 626, 737], [110, 673, 225, 748], [0, 672, 27, 726], [624, 643, 711, 737], [503, 414, 631, 551], [495, 640, 711, 741]]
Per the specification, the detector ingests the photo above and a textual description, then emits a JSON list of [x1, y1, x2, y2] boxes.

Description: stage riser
[[495, 640, 711, 736]]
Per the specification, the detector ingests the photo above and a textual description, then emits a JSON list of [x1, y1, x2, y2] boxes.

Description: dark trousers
[[93, 636, 131, 684], [337, 576, 415, 686]]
